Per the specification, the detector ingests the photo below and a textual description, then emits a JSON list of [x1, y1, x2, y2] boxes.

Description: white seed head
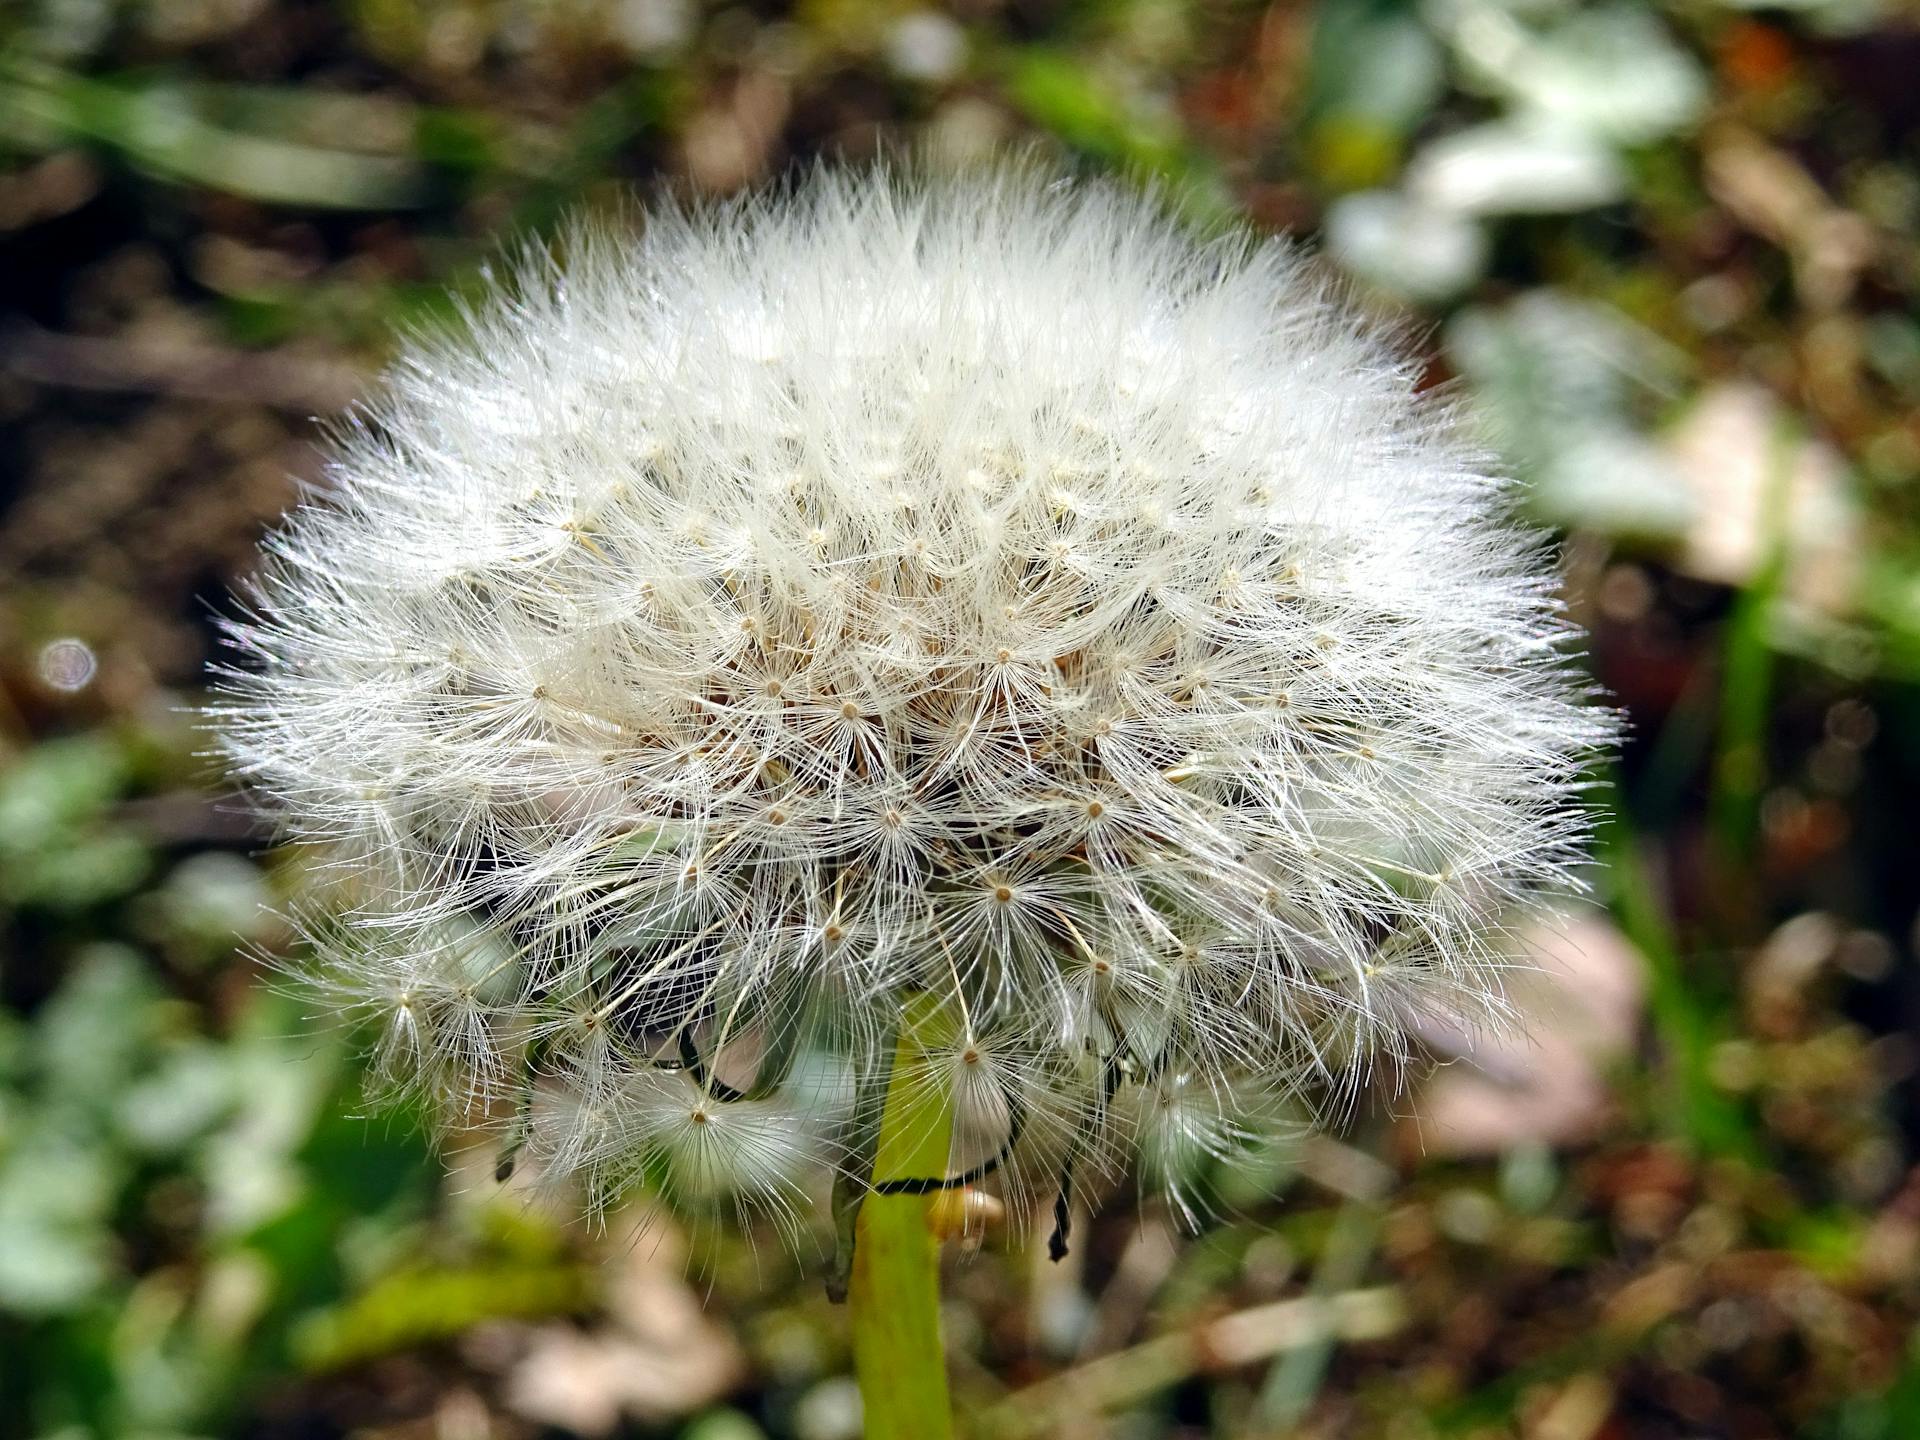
[[215, 165, 1610, 1224]]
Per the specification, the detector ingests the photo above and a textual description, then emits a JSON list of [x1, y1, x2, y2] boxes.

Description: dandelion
[[215, 163, 1610, 1436]]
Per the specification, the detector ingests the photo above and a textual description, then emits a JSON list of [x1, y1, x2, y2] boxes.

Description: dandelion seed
[[214, 163, 1610, 1235]]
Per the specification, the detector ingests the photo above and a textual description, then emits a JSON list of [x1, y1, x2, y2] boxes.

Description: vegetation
[[4, 1, 1920, 1436]]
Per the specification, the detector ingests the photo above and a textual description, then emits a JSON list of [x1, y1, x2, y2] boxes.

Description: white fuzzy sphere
[[218, 167, 1608, 1223]]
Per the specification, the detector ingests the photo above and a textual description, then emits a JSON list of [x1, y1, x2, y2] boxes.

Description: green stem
[[1709, 411, 1797, 865], [849, 995, 955, 1440]]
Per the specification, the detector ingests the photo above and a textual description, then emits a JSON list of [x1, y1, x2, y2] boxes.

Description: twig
[[0, 320, 363, 413], [977, 1286, 1406, 1438]]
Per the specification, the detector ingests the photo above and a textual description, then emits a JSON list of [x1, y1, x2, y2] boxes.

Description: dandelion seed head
[[216, 164, 1610, 1225]]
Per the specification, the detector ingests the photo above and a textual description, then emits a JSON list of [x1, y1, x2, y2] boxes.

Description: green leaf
[[2, 60, 428, 209]]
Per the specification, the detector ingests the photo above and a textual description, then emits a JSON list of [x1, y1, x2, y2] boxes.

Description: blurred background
[[4, 1, 1920, 1436]]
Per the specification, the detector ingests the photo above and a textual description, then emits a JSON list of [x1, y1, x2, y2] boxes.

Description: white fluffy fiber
[[217, 165, 1609, 1223]]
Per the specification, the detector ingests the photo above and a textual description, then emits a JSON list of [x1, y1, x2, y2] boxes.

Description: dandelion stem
[[849, 992, 955, 1440]]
